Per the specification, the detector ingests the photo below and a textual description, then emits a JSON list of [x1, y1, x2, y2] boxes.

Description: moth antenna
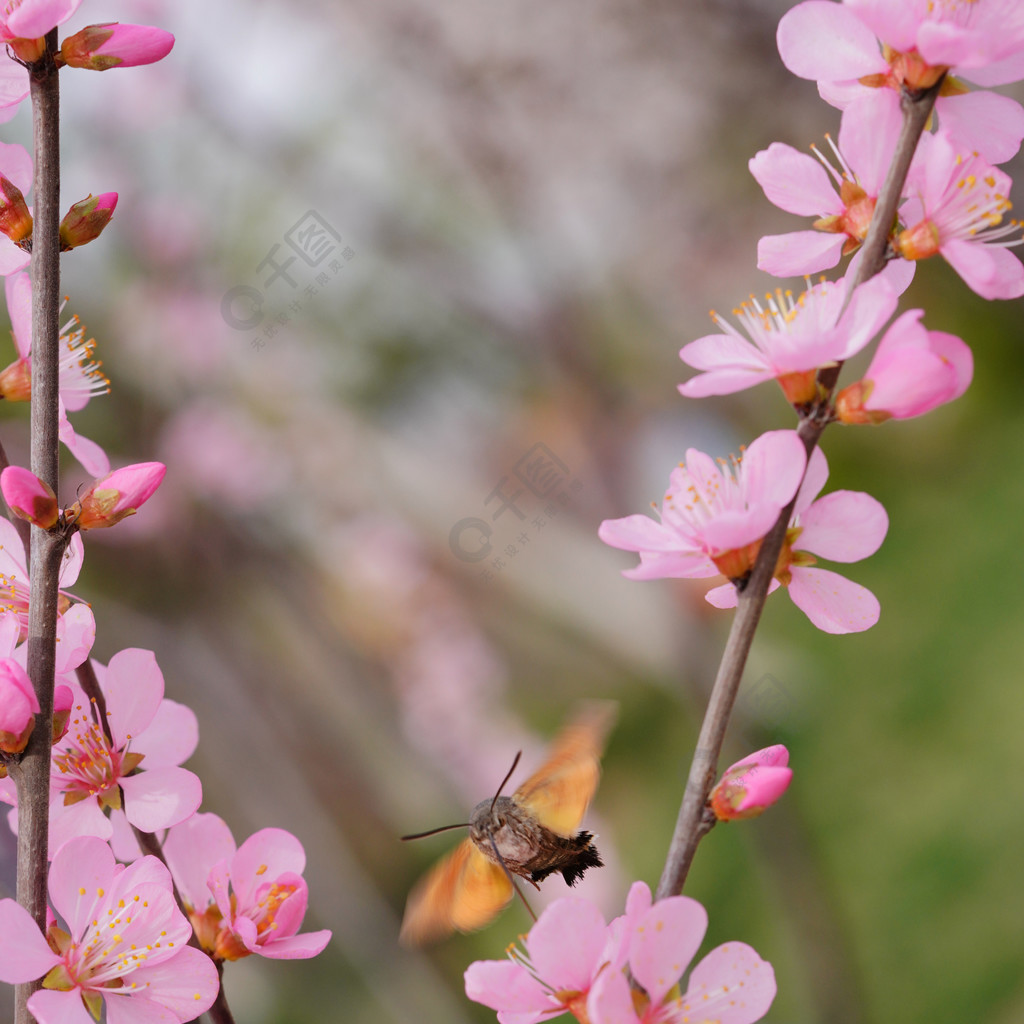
[[400, 822, 470, 841], [487, 834, 537, 924], [489, 751, 522, 815]]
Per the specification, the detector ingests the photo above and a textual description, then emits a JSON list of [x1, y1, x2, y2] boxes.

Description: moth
[[399, 701, 617, 946]]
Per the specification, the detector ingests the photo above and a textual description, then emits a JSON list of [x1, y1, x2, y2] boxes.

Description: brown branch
[[656, 80, 943, 901], [13, 28, 62, 1024]]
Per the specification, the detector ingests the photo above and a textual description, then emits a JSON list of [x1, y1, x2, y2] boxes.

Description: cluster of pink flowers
[[466, 881, 777, 1024], [601, 0, 1021, 634], [0, 6, 332, 1023]]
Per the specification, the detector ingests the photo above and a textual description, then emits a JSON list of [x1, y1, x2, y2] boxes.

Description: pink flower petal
[[756, 230, 846, 277], [103, 992, 180, 1024], [102, 648, 164, 745], [0, 898, 59, 982], [629, 896, 707, 1006], [681, 942, 777, 1024], [58, 411, 110, 478], [121, 765, 202, 832], [621, 550, 718, 581], [49, 794, 113, 849], [837, 93, 902, 193], [109, 945, 220, 1021], [741, 429, 806, 509], [25, 989, 94, 1024], [749, 143, 843, 217], [777, 2, 885, 81], [787, 566, 880, 634], [704, 581, 738, 609], [0, 242, 31, 275], [587, 965, 639, 1024], [941, 237, 1024, 300], [54, 603, 95, 673], [798, 490, 888, 562], [58, 533, 84, 588], [5, 0, 82, 39], [0, 62, 28, 121], [964, 49, 1024, 88], [465, 961, 553, 1016], [679, 331, 770, 373], [132, 698, 198, 768], [231, 828, 307, 909], [4, 270, 31, 355], [240, 925, 332, 960], [934, 90, 1024, 164], [834, 274, 898, 360], [526, 897, 608, 993], [163, 812, 235, 911], [49, 835, 116, 940], [598, 515, 690, 554]]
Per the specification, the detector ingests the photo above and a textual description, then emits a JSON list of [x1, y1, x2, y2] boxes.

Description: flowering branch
[[12, 27, 61, 1024], [656, 78, 944, 901]]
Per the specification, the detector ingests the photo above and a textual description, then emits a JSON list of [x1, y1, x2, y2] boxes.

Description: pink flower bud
[[710, 744, 792, 821], [0, 174, 32, 246], [53, 684, 73, 742], [0, 466, 59, 529], [59, 193, 118, 251], [0, 657, 39, 754], [71, 461, 166, 530], [835, 310, 973, 424], [60, 23, 174, 70]]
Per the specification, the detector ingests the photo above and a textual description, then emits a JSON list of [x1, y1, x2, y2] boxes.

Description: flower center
[[52, 702, 138, 809]]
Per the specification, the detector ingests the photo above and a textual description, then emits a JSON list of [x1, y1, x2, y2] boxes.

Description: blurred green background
[[1, 1, 1023, 1022]]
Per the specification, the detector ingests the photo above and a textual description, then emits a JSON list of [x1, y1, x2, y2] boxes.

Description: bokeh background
[[1, 1, 1023, 1022]]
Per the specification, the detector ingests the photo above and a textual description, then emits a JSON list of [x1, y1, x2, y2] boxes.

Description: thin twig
[[656, 80, 943, 901]]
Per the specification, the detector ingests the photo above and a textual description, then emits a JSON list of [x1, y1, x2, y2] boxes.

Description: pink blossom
[[465, 895, 627, 1024], [0, 835, 219, 1024], [587, 882, 776, 1024], [836, 309, 973, 423], [705, 447, 888, 634], [0, 656, 37, 753], [777, 1, 1024, 163], [751, 96, 901, 276], [896, 132, 1024, 300], [61, 22, 175, 70], [0, 142, 32, 273], [44, 648, 202, 849], [600, 431, 806, 585], [71, 461, 166, 530], [0, 465, 58, 528], [710, 745, 793, 821], [678, 272, 898, 403], [163, 812, 332, 962]]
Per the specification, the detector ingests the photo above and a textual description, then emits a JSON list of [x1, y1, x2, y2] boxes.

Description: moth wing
[[512, 701, 617, 836], [399, 838, 514, 946]]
